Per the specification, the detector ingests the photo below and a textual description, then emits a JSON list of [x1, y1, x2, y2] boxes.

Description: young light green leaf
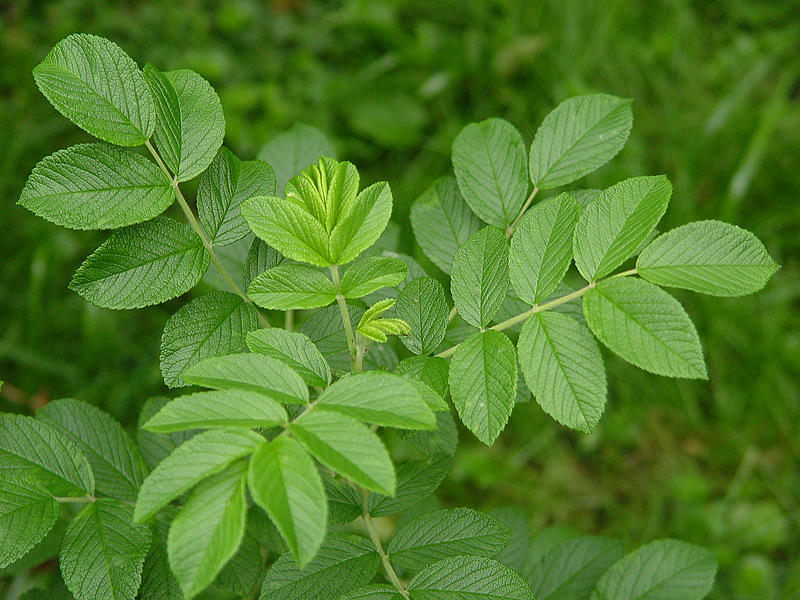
[[636, 220, 779, 296], [518, 312, 607, 433], [247, 328, 331, 387], [316, 371, 435, 430], [574, 175, 671, 281], [168, 462, 248, 599], [33, 33, 154, 146], [510, 193, 581, 304], [410, 176, 483, 273], [0, 477, 59, 569], [134, 429, 263, 523], [247, 437, 328, 568], [37, 398, 147, 502], [247, 263, 336, 310], [329, 181, 394, 265], [529, 94, 633, 189], [261, 533, 379, 600], [70, 216, 209, 309], [395, 277, 449, 356], [583, 277, 707, 379], [242, 238, 283, 289], [366, 453, 451, 517], [525, 536, 624, 600], [160, 291, 258, 388], [196, 147, 276, 245], [60, 499, 151, 600], [136, 397, 196, 471], [340, 585, 402, 600], [590, 539, 717, 600], [290, 411, 395, 495], [258, 123, 337, 193], [143, 66, 225, 182], [182, 353, 309, 404], [340, 256, 407, 298], [18, 143, 172, 230], [0, 413, 94, 497], [215, 532, 261, 597], [451, 226, 509, 327], [142, 390, 288, 433], [449, 331, 517, 445], [388, 508, 511, 571], [452, 118, 528, 228], [408, 556, 534, 600]]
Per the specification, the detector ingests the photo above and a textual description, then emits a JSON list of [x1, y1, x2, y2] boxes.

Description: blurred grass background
[[1, 1, 799, 598]]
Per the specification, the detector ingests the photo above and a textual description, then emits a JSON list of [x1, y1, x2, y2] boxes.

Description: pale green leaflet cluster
[[1, 33, 778, 600]]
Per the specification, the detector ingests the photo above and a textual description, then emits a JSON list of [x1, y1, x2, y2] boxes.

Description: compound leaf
[[529, 94, 633, 189], [247, 437, 327, 568], [410, 176, 483, 273], [449, 331, 517, 445], [452, 118, 528, 228], [636, 220, 779, 296], [70, 216, 209, 309], [451, 226, 509, 327], [583, 277, 707, 379], [33, 33, 154, 146], [258, 123, 337, 193], [395, 277, 448, 356], [0, 476, 59, 569], [340, 256, 407, 298], [18, 143, 172, 230], [60, 499, 151, 600], [518, 312, 607, 433], [574, 175, 671, 281], [247, 263, 336, 310], [366, 453, 451, 517], [408, 556, 534, 600], [509, 193, 581, 304]]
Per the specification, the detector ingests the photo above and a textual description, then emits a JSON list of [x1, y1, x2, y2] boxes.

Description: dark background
[[1, 1, 798, 598]]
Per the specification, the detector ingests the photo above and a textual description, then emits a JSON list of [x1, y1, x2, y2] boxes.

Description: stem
[[285, 309, 295, 332], [55, 495, 95, 504], [330, 265, 357, 370], [361, 507, 410, 598], [145, 140, 269, 328], [447, 305, 458, 323], [506, 186, 539, 237]]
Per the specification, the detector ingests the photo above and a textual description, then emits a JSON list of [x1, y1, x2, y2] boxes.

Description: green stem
[[506, 186, 539, 237], [55, 495, 95, 504], [330, 265, 357, 370], [145, 140, 269, 328], [447, 305, 458, 323], [361, 506, 410, 598]]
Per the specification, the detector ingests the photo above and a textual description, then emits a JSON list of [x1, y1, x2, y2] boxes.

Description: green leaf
[[243, 238, 283, 289], [524, 536, 624, 600], [407, 412, 459, 457], [0, 476, 59, 569], [491, 507, 530, 573], [168, 462, 248, 599], [324, 473, 363, 526], [449, 331, 517, 445], [261, 533, 379, 600], [33, 33, 154, 146], [408, 556, 534, 600], [330, 181, 394, 265], [518, 312, 607, 432], [569, 189, 603, 208], [290, 411, 395, 495], [451, 226, 509, 327], [197, 147, 276, 245], [141, 516, 182, 600], [341, 256, 407, 298], [357, 299, 410, 343], [395, 355, 450, 399], [299, 304, 364, 370], [340, 585, 402, 600], [590, 539, 717, 600], [37, 398, 147, 502], [636, 220, 779, 296], [574, 175, 671, 281], [160, 291, 258, 388], [136, 397, 196, 471], [143, 389, 288, 432], [316, 371, 435, 430], [134, 429, 263, 523], [247, 263, 336, 310], [395, 277, 449, 356], [247, 328, 331, 387], [18, 143, 172, 230], [366, 453, 450, 517], [215, 532, 261, 597], [509, 193, 581, 304], [0, 413, 94, 497], [60, 499, 151, 600], [410, 176, 483, 273], [524, 526, 579, 572], [258, 123, 337, 193], [583, 277, 707, 378], [182, 353, 309, 404], [452, 118, 528, 228], [388, 508, 510, 571], [529, 94, 633, 189], [143, 65, 225, 182], [248, 437, 327, 568], [70, 216, 209, 309]]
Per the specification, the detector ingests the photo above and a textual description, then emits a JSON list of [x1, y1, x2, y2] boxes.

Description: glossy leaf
[[340, 256, 407, 298]]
